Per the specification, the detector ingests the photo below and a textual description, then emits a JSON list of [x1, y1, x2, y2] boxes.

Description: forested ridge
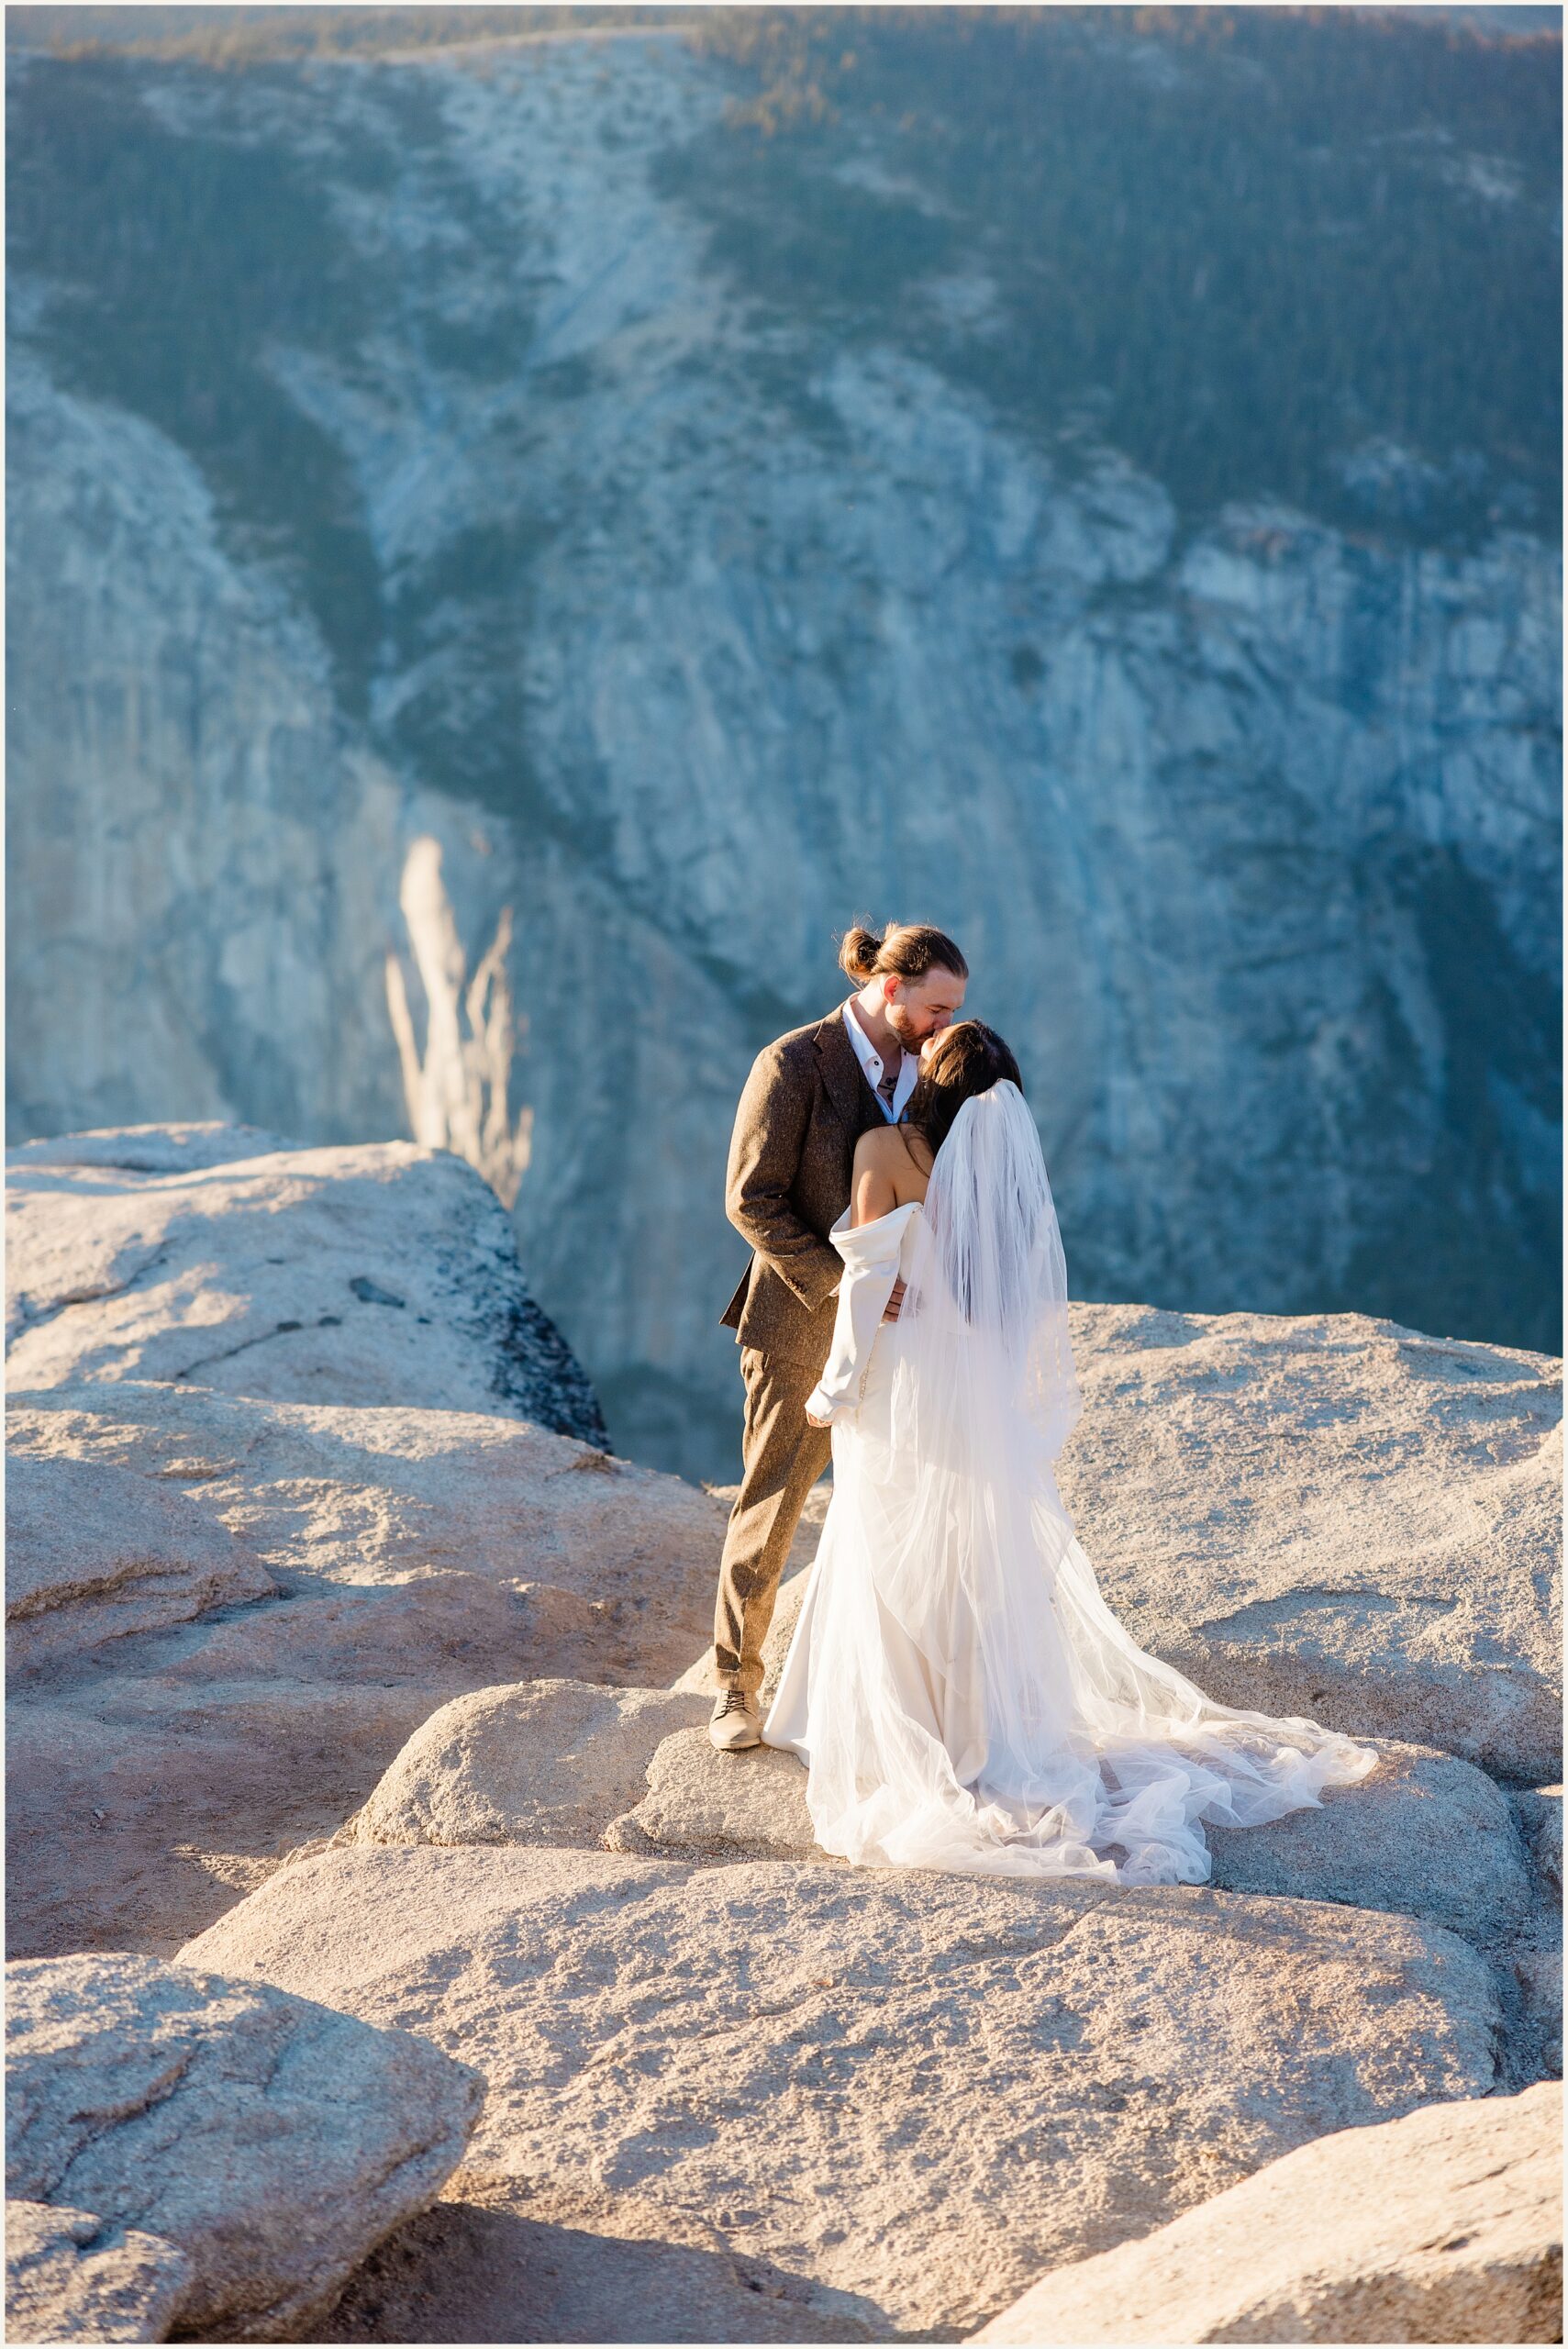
[[9, 4, 1560, 547]]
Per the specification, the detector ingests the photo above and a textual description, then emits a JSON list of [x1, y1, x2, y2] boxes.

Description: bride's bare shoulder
[[858, 1120, 930, 1165], [851, 1121, 931, 1219], [853, 1124, 930, 1175], [851, 1123, 905, 1170]]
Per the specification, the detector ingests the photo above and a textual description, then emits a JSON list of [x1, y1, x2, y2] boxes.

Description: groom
[[708, 920, 969, 1751]]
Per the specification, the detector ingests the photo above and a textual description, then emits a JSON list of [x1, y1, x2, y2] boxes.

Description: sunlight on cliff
[[385, 834, 533, 1208]]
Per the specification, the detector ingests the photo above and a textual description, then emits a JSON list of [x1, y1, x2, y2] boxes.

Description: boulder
[[610, 1727, 1549, 2089], [6, 1124, 606, 1444], [6, 1380, 728, 1956], [6, 2201, 190, 2344], [8, 1379, 726, 1675], [1207, 1738, 1533, 1946], [605, 1725, 822, 1861], [8, 1574, 697, 1958], [10, 1626, 660, 1962], [1052, 1305, 1560, 1784], [6, 1951, 484, 2342], [6, 1453, 279, 1678], [346, 1681, 711, 1849], [8, 1681, 461, 1961], [182, 1844, 1501, 2335], [974, 2080, 1562, 2345]]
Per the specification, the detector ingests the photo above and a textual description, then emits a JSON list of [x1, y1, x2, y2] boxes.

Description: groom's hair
[[838, 920, 969, 986], [906, 1021, 1024, 1159]]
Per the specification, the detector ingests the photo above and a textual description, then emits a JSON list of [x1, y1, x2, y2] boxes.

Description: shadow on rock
[[320, 2176, 897, 2344]]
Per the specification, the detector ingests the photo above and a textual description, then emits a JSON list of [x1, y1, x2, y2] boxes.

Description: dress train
[[762, 1095, 1377, 1883]]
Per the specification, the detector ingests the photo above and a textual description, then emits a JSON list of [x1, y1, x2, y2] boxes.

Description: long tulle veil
[[857, 1080, 1091, 1772], [895, 1077, 1081, 1460]]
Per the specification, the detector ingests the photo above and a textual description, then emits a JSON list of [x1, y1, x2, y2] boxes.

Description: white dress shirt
[[842, 997, 917, 1120]]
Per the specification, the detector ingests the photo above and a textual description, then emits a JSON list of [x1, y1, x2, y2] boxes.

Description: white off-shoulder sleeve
[[804, 1203, 919, 1427]]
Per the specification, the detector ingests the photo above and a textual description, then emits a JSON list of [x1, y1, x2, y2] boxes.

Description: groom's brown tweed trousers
[[714, 1003, 892, 1693]]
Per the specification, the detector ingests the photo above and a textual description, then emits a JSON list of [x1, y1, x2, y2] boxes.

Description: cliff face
[[6, 24, 1561, 1479]]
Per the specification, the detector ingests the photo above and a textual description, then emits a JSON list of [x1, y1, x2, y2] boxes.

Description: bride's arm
[[803, 1216, 907, 1426], [851, 1130, 912, 1330], [805, 1127, 916, 1427]]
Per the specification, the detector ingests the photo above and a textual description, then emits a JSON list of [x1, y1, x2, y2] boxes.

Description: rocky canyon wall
[[6, 22, 1560, 1476]]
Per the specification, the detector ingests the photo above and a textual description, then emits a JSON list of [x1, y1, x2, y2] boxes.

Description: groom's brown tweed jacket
[[719, 1003, 890, 1367]]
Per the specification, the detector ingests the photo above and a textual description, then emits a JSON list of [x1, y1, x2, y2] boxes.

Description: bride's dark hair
[[904, 1020, 1023, 1159]]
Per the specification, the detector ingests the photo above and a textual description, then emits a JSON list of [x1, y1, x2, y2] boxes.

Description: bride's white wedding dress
[[763, 1081, 1377, 1882]]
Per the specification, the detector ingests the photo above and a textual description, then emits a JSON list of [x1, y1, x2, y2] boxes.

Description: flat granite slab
[[183, 1843, 1502, 2337]]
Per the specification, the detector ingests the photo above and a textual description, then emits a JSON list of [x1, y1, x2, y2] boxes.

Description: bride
[[763, 1019, 1378, 1883]]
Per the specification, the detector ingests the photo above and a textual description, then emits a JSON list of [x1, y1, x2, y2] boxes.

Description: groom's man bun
[[837, 921, 969, 985]]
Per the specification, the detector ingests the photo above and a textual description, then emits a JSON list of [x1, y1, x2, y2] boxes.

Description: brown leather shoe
[[709, 1687, 762, 1752]]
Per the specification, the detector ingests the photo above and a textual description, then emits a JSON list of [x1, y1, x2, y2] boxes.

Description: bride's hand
[[805, 1405, 832, 1428]]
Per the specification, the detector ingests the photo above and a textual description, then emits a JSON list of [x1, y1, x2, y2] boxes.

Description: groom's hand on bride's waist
[[883, 1278, 906, 1323]]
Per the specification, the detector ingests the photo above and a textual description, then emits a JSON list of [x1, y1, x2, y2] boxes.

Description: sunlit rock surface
[[6, 1124, 606, 1442], [183, 1845, 1502, 2338], [6, 1951, 482, 2342], [974, 2080, 1562, 2347]]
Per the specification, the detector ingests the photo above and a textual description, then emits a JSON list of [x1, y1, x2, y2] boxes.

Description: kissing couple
[[706, 919, 1376, 1883]]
